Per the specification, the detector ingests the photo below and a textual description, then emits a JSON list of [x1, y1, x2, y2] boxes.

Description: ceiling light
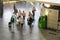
[[44, 4, 50, 7]]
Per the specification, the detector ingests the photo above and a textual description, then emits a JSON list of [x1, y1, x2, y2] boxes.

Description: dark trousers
[[28, 19, 34, 26], [33, 12, 35, 19], [19, 22, 23, 28], [23, 16, 25, 20]]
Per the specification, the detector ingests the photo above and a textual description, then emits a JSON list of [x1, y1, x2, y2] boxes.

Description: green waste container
[[38, 15, 47, 29]]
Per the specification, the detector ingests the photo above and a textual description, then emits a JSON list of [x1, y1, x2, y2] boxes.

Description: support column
[[0, 0, 3, 18]]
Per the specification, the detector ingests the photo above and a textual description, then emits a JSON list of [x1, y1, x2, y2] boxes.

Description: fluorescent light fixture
[[3, 1, 17, 4], [30, 2, 34, 6], [44, 4, 50, 7]]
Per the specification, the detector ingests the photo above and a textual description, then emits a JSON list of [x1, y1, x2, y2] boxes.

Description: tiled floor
[[0, 2, 60, 40], [40, 29, 60, 40]]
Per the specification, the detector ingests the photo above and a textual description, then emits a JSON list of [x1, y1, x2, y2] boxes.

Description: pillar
[[0, 0, 3, 18]]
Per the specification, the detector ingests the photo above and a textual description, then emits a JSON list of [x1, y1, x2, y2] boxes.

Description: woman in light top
[[18, 15, 24, 28], [17, 10, 22, 19]]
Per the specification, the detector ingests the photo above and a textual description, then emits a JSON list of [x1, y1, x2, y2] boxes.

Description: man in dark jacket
[[13, 4, 18, 14]]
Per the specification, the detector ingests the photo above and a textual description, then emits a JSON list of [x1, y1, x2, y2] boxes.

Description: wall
[[40, 6, 59, 30], [47, 9, 59, 30]]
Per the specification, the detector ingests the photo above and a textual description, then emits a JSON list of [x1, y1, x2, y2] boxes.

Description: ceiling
[[3, 0, 60, 6]]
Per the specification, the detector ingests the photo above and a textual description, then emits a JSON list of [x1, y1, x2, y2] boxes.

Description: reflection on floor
[[0, 2, 60, 40]]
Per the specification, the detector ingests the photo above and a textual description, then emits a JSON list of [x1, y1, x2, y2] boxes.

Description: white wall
[[47, 9, 59, 30]]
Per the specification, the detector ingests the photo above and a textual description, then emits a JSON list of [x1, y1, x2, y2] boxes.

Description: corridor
[[0, 2, 60, 40], [3, 2, 40, 40]]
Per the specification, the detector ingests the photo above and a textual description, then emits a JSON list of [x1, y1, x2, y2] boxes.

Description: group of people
[[8, 4, 36, 32]]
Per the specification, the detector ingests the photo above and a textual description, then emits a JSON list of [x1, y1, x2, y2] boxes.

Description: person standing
[[11, 12, 17, 32], [22, 11, 26, 20], [10, 15, 15, 33], [18, 15, 24, 28], [27, 12, 33, 27], [32, 7, 36, 19], [13, 4, 18, 15]]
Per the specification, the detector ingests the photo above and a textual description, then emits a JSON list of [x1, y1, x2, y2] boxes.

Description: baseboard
[[47, 28, 57, 32]]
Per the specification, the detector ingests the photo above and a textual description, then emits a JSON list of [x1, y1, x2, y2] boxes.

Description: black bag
[[8, 22, 11, 28], [17, 16, 20, 19], [27, 18, 33, 26]]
